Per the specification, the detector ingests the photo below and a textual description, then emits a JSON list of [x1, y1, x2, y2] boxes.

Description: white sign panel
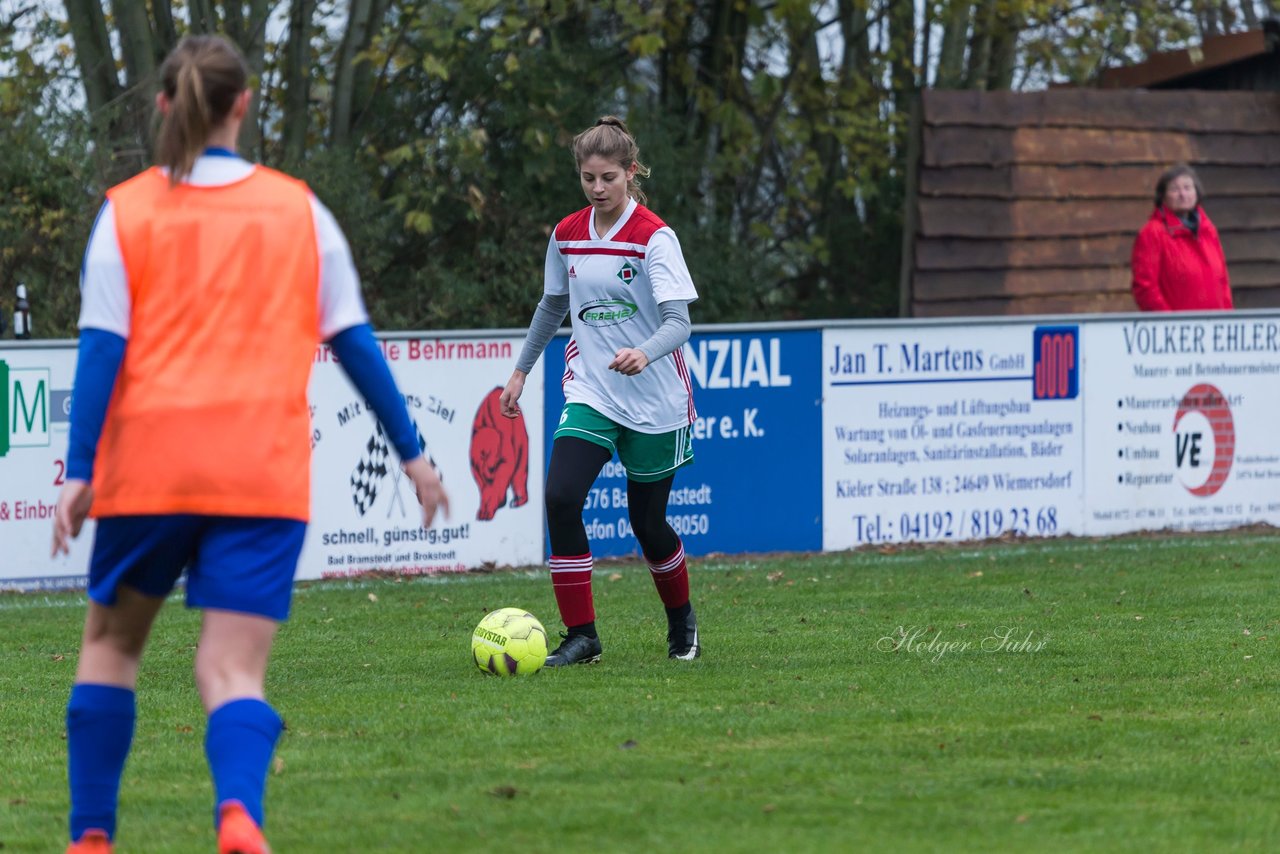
[[823, 323, 1085, 548], [301, 334, 544, 579], [1, 335, 543, 588], [0, 345, 92, 586], [1082, 316, 1280, 535], [10, 312, 1280, 587]]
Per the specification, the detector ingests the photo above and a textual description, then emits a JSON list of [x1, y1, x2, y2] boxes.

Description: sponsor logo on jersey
[[568, 265, 577, 278], [578, 299, 639, 327], [616, 260, 638, 285]]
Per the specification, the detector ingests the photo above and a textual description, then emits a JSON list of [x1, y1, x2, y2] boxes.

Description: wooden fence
[[903, 90, 1280, 316]]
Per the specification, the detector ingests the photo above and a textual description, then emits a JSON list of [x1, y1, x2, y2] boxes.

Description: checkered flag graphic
[[350, 424, 391, 516], [412, 421, 441, 480]]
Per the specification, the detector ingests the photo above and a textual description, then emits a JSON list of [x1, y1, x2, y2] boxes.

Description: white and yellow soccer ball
[[471, 608, 548, 676]]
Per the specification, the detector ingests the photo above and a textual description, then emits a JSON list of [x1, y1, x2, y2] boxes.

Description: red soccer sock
[[647, 542, 690, 609], [550, 553, 595, 627]]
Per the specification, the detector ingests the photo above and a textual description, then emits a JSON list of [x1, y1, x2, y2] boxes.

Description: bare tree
[[888, 0, 917, 138], [237, 0, 270, 160], [63, 0, 120, 118], [111, 0, 157, 166], [1239, 0, 1259, 27], [332, 0, 389, 146], [1197, 0, 1223, 37], [988, 6, 1023, 90], [282, 0, 317, 163], [189, 0, 219, 33], [153, 0, 179, 54], [964, 0, 995, 89], [935, 0, 972, 88]]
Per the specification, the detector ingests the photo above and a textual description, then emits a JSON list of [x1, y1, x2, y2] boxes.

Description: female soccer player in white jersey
[[500, 116, 701, 666], [53, 35, 447, 854]]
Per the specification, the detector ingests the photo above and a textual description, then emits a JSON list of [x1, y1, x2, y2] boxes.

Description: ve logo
[[1173, 383, 1234, 497], [0, 361, 52, 457]]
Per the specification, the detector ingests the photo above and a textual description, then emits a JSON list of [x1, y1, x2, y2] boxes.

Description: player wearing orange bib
[[54, 36, 448, 854]]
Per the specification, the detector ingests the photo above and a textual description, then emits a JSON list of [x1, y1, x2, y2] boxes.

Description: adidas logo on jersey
[[568, 265, 577, 278]]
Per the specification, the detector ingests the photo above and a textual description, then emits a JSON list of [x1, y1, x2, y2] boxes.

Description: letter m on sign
[[10, 367, 51, 449]]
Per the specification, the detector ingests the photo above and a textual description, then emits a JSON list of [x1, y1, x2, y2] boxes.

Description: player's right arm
[[54, 201, 131, 556], [501, 234, 570, 418]]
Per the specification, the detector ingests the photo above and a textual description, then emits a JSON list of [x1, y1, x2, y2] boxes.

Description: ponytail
[[156, 35, 248, 186], [572, 115, 651, 205]]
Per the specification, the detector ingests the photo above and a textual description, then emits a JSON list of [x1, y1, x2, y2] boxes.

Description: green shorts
[[554, 403, 693, 482]]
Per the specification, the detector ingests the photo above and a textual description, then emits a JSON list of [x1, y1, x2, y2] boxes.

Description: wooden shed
[[900, 88, 1280, 317]]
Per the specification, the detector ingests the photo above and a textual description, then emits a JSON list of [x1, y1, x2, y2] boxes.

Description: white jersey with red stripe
[[545, 198, 698, 433]]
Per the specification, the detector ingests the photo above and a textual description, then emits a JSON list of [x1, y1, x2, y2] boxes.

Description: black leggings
[[545, 437, 679, 562]]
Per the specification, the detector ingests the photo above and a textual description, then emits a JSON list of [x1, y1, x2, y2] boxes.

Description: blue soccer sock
[[67, 683, 137, 841], [205, 698, 283, 829]]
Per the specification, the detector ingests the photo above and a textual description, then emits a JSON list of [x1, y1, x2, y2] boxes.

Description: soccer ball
[[471, 608, 548, 676]]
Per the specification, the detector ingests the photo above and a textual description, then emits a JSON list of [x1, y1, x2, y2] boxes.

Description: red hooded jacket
[[1130, 205, 1232, 312]]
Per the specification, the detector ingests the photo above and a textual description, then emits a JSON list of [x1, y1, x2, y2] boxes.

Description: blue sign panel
[[543, 329, 823, 557]]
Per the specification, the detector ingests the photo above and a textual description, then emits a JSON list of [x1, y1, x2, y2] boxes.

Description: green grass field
[[3, 533, 1280, 852]]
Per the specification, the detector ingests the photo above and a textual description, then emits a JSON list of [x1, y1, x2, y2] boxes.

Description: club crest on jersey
[[616, 260, 638, 285]]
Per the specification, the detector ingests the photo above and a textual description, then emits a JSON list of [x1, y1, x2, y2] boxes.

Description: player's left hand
[[609, 347, 649, 376], [52, 479, 94, 557]]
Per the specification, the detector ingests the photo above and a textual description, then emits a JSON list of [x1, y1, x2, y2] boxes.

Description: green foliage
[[1019, 0, 1204, 86], [0, 13, 100, 337], [288, 2, 623, 329], [5, 1, 1266, 336]]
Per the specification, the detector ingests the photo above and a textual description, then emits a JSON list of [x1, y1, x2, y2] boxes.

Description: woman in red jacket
[[1131, 164, 1232, 312]]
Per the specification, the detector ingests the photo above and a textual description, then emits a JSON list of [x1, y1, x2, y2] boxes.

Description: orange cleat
[[66, 829, 112, 853], [217, 801, 271, 854]]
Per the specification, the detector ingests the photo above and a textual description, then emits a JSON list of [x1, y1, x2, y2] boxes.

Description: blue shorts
[[88, 515, 307, 621]]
